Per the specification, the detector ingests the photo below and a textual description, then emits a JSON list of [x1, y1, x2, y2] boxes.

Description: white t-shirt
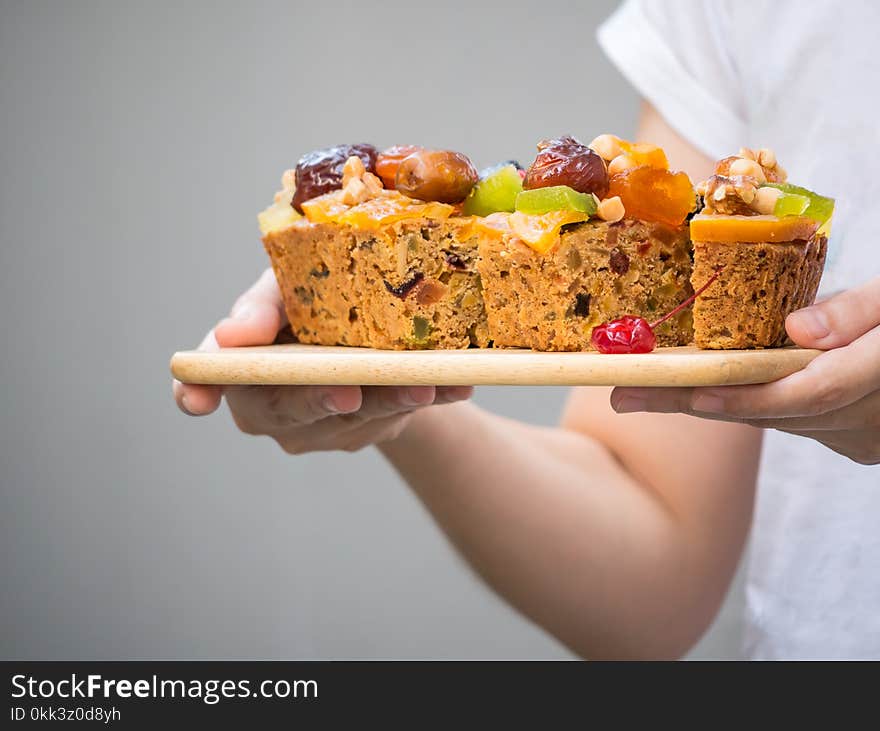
[[599, 0, 880, 659]]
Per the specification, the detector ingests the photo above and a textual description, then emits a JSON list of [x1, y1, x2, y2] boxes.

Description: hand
[[173, 268, 473, 453], [610, 276, 880, 465]]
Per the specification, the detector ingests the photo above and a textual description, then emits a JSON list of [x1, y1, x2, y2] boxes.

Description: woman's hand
[[172, 268, 473, 453], [610, 276, 880, 465]]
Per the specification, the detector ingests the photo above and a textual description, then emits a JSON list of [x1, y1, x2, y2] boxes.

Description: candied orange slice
[[471, 211, 513, 239], [618, 140, 669, 170], [690, 214, 819, 242], [301, 190, 453, 229], [608, 167, 695, 226], [340, 195, 452, 229], [300, 192, 350, 223], [508, 210, 589, 254]]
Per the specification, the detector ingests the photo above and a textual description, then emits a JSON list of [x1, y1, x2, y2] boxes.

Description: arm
[[175, 103, 761, 658], [381, 393, 759, 659]]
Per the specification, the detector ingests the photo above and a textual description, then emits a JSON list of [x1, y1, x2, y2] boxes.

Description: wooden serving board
[[170, 344, 821, 387]]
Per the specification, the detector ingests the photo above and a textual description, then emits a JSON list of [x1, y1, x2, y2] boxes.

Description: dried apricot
[[607, 167, 695, 226], [618, 140, 669, 170]]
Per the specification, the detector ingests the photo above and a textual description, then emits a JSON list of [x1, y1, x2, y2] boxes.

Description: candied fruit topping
[[617, 140, 669, 170], [515, 185, 597, 216], [463, 164, 523, 216], [301, 189, 453, 229], [375, 145, 423, 189], [689, 214, 819, 243], [763, 182, 835, 225], [608, 166, 696, 226], [591, 315, 656, 354], [508, 209, 589, 254], [471, 211, 514, 239], [773, 192, 810, 217], [523, 135, 609, 199], [395, 149, 478, 203], [258, 200, 302, 234], [291, 143, 378, 212]]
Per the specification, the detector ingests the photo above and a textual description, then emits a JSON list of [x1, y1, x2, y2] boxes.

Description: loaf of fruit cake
[[689, 148, 832, 349], [475, 135, 697, 350], [259, 144, 489, 349]]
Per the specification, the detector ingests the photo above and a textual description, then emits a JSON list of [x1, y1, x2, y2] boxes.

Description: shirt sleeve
[[597, 0, 747, 159]]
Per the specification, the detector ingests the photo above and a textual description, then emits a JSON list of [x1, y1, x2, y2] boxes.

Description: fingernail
[[792, 307, 830, 340], [322, 396, 340, 414], [613, 396, 647, 413], [180, 393, 193, 414], [692, 394, 725, 413]]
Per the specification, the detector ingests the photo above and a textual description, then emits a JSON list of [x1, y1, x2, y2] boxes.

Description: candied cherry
[[523, 135, 609, 199], [591, 315, 657, 354], [591, 269, 723, 354], [375, 145, 423, 189], [607, 166, 696, 226], [292, 143, 378, 212], [395, 149, 478, 204]]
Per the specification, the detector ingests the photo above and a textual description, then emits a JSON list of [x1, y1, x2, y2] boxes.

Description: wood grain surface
[[170, 344, 821, 387]]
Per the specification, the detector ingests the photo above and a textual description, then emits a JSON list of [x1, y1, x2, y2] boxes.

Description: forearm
[[379, 402, 718, 658]]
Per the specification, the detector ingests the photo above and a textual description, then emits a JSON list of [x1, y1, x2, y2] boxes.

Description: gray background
[[1, 0, 744, 659]]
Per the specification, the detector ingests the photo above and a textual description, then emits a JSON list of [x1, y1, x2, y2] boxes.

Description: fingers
[[786, 275, 880, 349], [435, 385, 475, 404], [225, 385, 474, 447], [175, 329, 223, 416], [215, 268, 287, 348], [226, 385, 363, 430], [613, 324, 880, 421], [174, 379, 223, 416]]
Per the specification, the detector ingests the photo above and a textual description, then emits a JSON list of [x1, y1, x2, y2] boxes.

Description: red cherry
[[591, 316, 656, 353], [590, 268, 724, 354]]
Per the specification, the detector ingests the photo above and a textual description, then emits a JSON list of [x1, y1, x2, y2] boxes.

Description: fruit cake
[[689, 149, 833, 349], [260, 146, 488, 349], [258, 137, 833, 353], [475, 135, 696, 350]]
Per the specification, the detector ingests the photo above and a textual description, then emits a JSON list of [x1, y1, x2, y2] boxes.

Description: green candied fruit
[[764, 182, 835, 224], [773, 192, 809, 217], [412, 316, 431, 341], [515, 185, 598, 216], [462, 164, 523, 216]]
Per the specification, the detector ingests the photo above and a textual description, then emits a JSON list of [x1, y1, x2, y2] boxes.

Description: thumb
[[786, 275, 880, 350], [214, 268, 288, 348]]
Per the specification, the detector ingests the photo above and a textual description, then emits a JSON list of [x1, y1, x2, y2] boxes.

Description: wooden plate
[[170, 344, 821, 387]]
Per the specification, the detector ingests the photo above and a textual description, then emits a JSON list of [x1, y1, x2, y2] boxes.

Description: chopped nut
[[729, 157, 767, 183], [589, 134, 622, 161], [342, 155, 366, 186], [752, 185, 781, 215], [596, 195, 625, 222], [757, 148, 776, 168], [738, 147, 757, 161], [699, 174, 758, 214], [608, 154, 637, 175], [342, 177, 368, 205], [362, 171, 383, 197], [281, 169, 296, 189]]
